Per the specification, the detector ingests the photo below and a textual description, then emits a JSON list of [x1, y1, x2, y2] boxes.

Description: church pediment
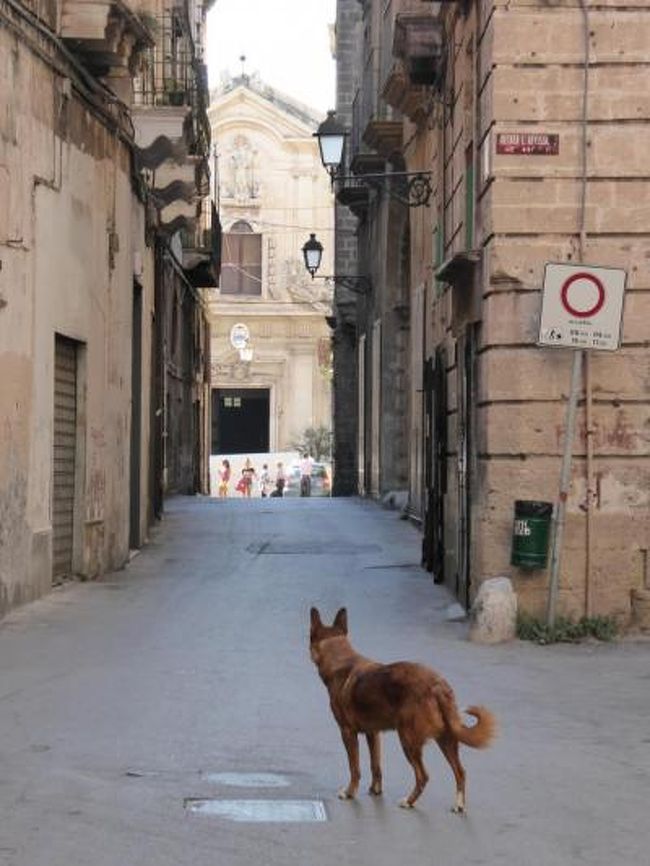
[[209, 83, 320, 143]]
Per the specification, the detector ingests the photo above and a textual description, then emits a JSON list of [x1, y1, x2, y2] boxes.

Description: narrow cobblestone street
[[1, 497, 648, 866]]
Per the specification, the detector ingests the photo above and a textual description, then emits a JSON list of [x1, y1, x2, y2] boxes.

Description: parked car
[[283, 462, 331, 497]]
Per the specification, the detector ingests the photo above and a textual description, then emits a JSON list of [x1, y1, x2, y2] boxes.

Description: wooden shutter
[[52, 336, 77, 582], [220, 232, 262, 295]]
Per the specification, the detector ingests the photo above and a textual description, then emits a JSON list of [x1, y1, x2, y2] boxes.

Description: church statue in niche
[[225, 135, 260, 202]]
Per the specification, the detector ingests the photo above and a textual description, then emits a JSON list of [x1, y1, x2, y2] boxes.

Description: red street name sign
[[496, 133, 559, 156]]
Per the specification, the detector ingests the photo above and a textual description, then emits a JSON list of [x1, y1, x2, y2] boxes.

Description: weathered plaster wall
[[0, 26, 153, 616], [133, 205, 156, 539]]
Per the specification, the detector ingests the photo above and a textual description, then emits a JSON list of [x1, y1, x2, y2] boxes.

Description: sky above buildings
[[206, 0, 336, 116]]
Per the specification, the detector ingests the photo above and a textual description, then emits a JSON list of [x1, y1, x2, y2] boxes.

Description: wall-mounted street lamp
[[314, 110, 432, 208], [302, 234, 371, 295]]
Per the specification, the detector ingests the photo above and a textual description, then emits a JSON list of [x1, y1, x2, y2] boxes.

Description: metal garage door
[[52, 335, 77, 582]]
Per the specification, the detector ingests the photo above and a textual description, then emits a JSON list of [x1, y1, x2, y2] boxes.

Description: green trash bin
[[511, 500, 553, 569]]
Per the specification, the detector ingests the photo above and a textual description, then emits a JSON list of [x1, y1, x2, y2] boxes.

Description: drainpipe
[[578, 0, 593, 618], [584, 354, 594, 617], [548, 0, 592, 626]]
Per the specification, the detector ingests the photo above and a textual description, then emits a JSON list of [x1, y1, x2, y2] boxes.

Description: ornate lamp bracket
[[338, 171, 432, 208]]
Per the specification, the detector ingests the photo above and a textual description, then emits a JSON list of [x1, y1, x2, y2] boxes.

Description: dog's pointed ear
[[333, 607, 348, 634], [310, 607, 323, 631]]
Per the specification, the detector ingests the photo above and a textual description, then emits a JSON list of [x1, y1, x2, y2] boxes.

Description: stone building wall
[[340, 0, 415, 501], [404, 126, 436, 523], [332, 0, 363, 495], [428, 0, 650, 622], [0, 17, 154, 615]]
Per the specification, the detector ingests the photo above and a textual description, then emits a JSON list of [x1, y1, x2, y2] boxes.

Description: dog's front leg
[[338, 727, 360, 800], [366, 733, 382, 795]]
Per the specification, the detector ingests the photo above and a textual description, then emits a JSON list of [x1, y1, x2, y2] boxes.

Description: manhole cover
[[184, 799, 327, 822], [201, 772, 290, 788], [246, 541, 380, 555]]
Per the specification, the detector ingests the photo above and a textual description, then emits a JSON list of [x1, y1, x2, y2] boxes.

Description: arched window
[[220, 220, 262, 295], [230, 220, 254, 233]]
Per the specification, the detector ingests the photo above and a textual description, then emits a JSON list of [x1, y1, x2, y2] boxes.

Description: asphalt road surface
[[1, 496, 648, 865]]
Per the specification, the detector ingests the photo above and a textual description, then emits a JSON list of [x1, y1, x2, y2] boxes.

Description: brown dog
[[309, 607, 496, 811]]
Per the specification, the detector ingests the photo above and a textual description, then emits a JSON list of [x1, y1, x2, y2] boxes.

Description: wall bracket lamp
[[302, 234, 371, 295], [314, 111, 432, 208]]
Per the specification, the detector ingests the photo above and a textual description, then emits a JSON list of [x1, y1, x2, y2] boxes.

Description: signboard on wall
[[538, 263, 626, 351], [496, 133, 559, 155]]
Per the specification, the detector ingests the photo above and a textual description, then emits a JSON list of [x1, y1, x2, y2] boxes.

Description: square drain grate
[[201, 772, 290, 788], [184, 799, 327, 822]]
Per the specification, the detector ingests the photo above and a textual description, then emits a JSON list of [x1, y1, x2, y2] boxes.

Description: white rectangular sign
[[538, 262, 626, 351]]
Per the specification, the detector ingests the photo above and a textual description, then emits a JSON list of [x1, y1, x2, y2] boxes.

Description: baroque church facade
[[207, 74, 334, 461]]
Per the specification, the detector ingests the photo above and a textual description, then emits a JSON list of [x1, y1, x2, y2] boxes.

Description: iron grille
[[134, 9, 195, 108]]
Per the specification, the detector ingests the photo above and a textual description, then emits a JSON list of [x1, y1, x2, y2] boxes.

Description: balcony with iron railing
[[347, 1, 445, 167], [60, 0, 154, 92], [130, 6, 214, 244], [382, 2, 445, 121], [379, 0, 430, 91], [349, 2, 430, 170], [133, 7, 211, 158], [181, 199, 221, 288], [349, 44, 402, 172], [188, 59, 211, 158], [134, 9, 195, 108]]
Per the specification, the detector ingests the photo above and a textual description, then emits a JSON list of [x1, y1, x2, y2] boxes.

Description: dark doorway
[[456, 326, 477, 611], [129, 282, 143, 550], [212, 388, 270, 454], [422, 347, 447, 586]]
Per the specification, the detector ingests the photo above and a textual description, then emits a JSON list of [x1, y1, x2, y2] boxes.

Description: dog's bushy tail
[[438, 691, 497, 749], [458, 705, 497, 748]]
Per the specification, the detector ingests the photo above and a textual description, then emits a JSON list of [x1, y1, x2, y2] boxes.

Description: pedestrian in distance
[[300, 452, 314, 497], [217, 459, 231, 498], [260, 463, 272, 498], [270, 461, 285, 497], [236, 458, 256, 498]]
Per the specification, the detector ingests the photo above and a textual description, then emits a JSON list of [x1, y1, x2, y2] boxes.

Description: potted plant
[[164, 79, 185, 106]]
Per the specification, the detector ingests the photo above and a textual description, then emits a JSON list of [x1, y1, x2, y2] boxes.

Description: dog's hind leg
[[436, 733, 467, 814], [338, 727, 361, 800], [397, 730, 429, 808], [366, 733, 382, 795]]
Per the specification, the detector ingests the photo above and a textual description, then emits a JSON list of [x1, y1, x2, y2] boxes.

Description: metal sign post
[[538, 263, 626, 626], [546, 350, 583, 627]]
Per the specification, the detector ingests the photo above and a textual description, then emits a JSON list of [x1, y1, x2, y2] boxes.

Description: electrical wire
[[220, 262, 263, 284], [248, 221, 336, 232]]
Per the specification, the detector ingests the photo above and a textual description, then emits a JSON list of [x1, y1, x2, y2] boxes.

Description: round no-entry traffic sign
[[538, 262, 626, 351], [559, 272, 606, 319]]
